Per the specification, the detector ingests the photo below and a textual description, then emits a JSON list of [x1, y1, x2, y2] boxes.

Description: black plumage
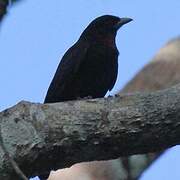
[[44, 15, 132, 103]]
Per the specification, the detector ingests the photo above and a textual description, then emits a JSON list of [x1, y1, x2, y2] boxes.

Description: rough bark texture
[[119, 36, 180, 179], [48, 37, 180, 180], [1, 84, 180, 179]]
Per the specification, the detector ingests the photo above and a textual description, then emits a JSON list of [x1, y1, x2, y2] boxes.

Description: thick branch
[[1, 85, 180, 179]]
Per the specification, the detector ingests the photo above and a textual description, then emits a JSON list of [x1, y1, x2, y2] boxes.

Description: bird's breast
[[72, 44, 118, 97]]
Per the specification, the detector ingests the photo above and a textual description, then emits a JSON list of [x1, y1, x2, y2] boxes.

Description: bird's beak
[[115, 17, 133, 29]]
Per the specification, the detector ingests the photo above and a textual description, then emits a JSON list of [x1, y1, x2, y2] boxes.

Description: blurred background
[[0, 0, 180, 179]]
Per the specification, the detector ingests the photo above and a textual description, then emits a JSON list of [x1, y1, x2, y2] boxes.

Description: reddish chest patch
[[97, 34, 116, 49]]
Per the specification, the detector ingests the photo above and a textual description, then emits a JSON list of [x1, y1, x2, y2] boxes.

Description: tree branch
[[0, 125, 28, 180], [119, 36, 180, 179], [0, 0, 8, 21], [1, 84, 180, 179], [0, 0, 22, 23]]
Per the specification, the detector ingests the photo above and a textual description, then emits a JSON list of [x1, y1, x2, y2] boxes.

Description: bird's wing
[[44, 40, 89, 102]]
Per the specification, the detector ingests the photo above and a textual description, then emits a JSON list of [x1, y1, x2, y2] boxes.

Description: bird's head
[[80, 15, 132, 42]]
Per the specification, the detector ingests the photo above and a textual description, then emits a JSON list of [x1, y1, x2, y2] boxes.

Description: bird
[[44, 15, 132, 103]]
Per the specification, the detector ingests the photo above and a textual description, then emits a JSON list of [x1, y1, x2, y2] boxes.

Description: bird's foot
[[77, 96, 93, 100]]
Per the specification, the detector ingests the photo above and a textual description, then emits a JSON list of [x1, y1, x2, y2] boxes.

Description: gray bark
[[1, 84, 180, 179], [119, 36, 180, 180]]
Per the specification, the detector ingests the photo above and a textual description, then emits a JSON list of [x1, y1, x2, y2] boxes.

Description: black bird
[[44, 15, 132, 103]]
